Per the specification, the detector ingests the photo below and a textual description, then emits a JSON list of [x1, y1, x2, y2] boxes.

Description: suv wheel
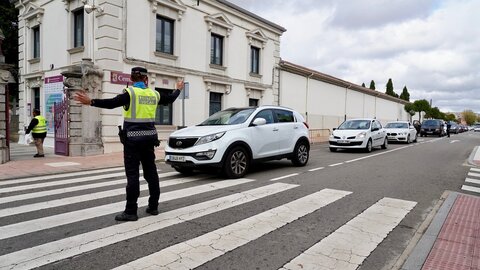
[[329, 147, 337, 152], [223, 146, 249, 179], [291, 140, 309, 166]]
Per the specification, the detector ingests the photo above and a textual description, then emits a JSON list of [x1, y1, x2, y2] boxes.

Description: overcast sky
[[228, 0, 480, 114]]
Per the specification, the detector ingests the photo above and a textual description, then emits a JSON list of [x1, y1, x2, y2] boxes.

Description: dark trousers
[[123, 142, 160, 214]]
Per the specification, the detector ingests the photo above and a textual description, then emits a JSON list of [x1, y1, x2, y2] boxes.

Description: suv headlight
[[195, 132, 225, 146], [356, 132, 367, 139]]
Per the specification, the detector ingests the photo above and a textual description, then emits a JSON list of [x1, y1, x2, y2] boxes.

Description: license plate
[[170, 155, 186, 162], [427, 131, 433, 134], [337, 140, 349, 144]]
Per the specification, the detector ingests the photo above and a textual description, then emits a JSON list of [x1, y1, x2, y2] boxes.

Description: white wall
[[279, 69, 410, 130]]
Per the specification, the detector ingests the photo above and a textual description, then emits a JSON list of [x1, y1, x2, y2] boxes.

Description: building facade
[[13, 0, 411, 156], [13, 0, 285, 154]]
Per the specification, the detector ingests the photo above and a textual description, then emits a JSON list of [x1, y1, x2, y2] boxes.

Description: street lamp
[[83, 1, 103, 62], [84, 3, 103, 14]]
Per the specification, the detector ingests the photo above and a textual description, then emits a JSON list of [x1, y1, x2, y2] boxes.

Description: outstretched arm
[[159, 80, 185, 105], [74, 90, 130, 109]]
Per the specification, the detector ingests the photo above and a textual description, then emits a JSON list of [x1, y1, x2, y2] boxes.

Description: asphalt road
[[0, 131, 479, 270]]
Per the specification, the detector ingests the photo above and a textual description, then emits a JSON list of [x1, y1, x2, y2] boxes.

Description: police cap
[[131, 67, 148, 76]]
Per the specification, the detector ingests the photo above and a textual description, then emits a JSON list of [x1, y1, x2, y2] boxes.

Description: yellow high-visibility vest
[[123, 86, 160, 123], [32, 115, 47, 133]]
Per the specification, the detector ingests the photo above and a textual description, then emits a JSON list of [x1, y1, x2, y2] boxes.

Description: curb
[[400, 191, 458, 270]]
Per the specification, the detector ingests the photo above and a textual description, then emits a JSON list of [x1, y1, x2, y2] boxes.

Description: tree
[[412, 99, 431, 121], [0, 0, 18, 65], [361, 83, 366, 87], [404, 103, 416, 121], [0, 0, 19, 104], [462, 110, 477, 125], [385, 78, 398, 98], [425, 107, 444, 119], [369, 80, 376, 90], [444, 113, 456, 122], [399, 86, 410, 101]]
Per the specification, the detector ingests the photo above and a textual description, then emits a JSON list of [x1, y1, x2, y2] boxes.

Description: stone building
[[12, 0, 410, 156]]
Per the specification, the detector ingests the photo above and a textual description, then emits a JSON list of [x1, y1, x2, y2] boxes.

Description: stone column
[[62, 59, 104, 156], [0, 29, 13, 163]]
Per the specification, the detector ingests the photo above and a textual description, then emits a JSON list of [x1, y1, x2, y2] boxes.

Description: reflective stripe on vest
[[32, 115, 47, 133], [123, 87, 160, 123]]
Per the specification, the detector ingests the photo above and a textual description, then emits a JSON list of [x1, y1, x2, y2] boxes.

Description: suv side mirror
[[252, 118, 267, 126], [333, 127, 337, 131], [371, 127, 379, 132]]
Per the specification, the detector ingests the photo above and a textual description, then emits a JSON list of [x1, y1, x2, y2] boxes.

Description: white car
[[165, 106, 310, 178], [329, 118, 387, 152], [474, 124, 480, 132], [384, 121, 418, 143]]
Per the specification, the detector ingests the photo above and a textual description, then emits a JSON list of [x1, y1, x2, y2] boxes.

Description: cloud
[[228, 0, 480, 114]]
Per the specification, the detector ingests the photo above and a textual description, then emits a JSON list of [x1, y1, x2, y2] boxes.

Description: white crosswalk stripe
[[0, 167, 124, 186], [279, 198, 416, 270], [461, 168, 480, 194], [114, 189, 351, 270], [0, 168, 417, 270]]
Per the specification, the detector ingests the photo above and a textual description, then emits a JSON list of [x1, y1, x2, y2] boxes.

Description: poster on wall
[[44, 75, 64, 133]]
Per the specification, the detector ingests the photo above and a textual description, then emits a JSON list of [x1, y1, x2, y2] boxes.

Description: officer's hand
[[176, 80, 184, 91], [74, 90, 92, 105]]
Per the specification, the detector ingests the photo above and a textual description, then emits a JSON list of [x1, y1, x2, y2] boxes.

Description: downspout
[[344, 84, 351, 121], [305, 73, 313, 123], [122, 0, 128, 61]]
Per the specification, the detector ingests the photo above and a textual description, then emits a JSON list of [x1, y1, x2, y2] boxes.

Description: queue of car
[[164, 106, 474, 178]]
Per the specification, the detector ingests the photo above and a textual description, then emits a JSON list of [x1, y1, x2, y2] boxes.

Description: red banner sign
[[110, 71, 132, 85]]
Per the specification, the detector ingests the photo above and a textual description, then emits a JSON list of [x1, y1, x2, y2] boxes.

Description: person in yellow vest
[[25, 108, 47, 158], [74, 67, 184, 221]]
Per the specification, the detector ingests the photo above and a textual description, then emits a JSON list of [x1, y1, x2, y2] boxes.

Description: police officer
[[25, 108, 47, 158], [74, 67, 184, 221]]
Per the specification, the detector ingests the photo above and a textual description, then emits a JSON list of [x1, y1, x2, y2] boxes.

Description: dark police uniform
[[90, 67, 181, 221]]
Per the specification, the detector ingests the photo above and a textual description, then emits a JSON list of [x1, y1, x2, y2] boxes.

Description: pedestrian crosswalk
[[0, 167, 417, 270], [461, 167, 480, 194]]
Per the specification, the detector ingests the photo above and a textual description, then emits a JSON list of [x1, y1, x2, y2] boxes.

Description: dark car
[[420, 119, 445, 137]]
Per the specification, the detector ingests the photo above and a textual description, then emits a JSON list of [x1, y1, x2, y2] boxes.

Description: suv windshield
[[338, 120, 371, 130], [198, 108, 255, 126], [385, 123, 408, 129]]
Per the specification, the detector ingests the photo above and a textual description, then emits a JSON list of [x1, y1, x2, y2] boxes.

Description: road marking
[[279, 197, 416, 270], [0, 178, 255, 240], [471, 168, 480, 173], [465, 178, 480, 185], [474, 146, 480, 161], [462, 185, 480, 194], [0, 171, 177, 194], [270, 173, 299, 181], [308, 167, 325, 172], [0, 183, 298, 270], [328, 162, 343, 167], [449, 140, 460, 144], [468, 172, 480, 178], [114, 189, 352, 270], [344, 145, 411, 164], [0, 175, 206, 205], [0, 167, 124, 186]]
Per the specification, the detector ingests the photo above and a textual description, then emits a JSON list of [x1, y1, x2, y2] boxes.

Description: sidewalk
[[0, 143, 165, 180], [402, 191, 480, 270]]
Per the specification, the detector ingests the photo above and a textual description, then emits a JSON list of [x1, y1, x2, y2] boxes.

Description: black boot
[[115, 212, 138, 221], [146, 207, 159, 215]]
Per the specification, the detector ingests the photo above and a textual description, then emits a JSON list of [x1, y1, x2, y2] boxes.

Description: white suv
[[329, 118, 387, 152], [165, 106, 310, 178]]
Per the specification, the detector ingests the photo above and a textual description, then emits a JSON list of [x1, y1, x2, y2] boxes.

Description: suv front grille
[[168, 137, 198, 149]]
